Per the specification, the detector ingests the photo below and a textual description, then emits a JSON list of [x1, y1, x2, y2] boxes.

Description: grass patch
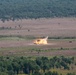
[[0, 37, 26, 41], [48, 36, 76, 39], [0, 46, 76, 57], [0, 35, 35, 41]]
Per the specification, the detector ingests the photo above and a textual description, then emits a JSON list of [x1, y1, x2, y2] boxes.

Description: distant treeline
[[0, 56, 76, 75], [0, 0, 76, 21]]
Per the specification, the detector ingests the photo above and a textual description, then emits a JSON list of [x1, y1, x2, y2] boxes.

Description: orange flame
[[34, 36, 48, 45]]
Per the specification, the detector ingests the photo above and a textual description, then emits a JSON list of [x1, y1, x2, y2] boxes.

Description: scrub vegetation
[[0, 56, 76, 75], [0, 0, 76, 21], [0, 0, 76, 75]]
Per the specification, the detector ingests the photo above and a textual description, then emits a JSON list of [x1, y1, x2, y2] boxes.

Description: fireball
[[34, 36, 48, 45]]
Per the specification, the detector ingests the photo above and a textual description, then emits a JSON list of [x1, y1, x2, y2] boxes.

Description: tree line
[[0, 56, 75, 75], [0, 0, 76, 21]]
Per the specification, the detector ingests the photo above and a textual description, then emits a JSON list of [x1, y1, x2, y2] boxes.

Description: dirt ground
[[0, 18, 76, 37], [0, 18, 76, 56]]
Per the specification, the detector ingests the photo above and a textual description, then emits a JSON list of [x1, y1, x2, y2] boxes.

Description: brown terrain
[[0, 18, 76, 37], [0, 18, 76, 56]]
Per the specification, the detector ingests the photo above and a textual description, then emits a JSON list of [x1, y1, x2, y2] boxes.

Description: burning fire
[[34, 36, 48, 45]]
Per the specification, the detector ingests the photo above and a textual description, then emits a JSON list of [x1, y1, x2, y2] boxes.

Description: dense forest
[[0, 0, 76, 21], [0, 56, 76, 75]]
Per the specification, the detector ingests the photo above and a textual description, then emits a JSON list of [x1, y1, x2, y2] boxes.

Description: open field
[[0, 18, 76, 57], [0, 18, 76, 37], [0, 38, 76, 57], [0, 18, 76, 75]]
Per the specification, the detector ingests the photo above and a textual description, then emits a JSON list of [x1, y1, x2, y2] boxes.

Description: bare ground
[[0, 18, 76, 56], [0, 18, 76, 37]]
